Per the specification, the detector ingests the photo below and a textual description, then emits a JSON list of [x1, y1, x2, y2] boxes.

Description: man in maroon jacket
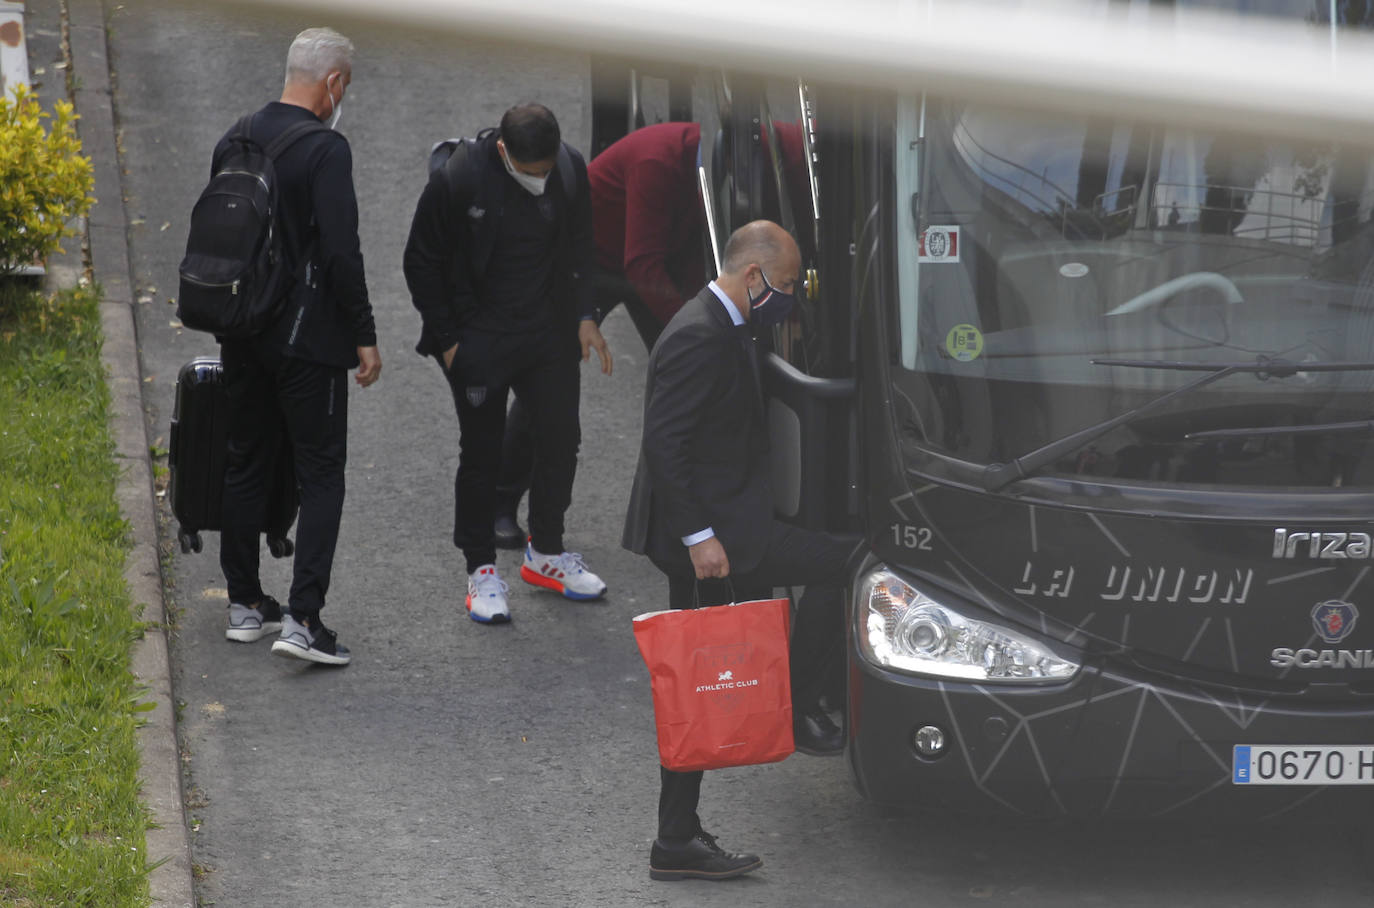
[[586, 118, 807, 345], [587, 121, 708, 349]]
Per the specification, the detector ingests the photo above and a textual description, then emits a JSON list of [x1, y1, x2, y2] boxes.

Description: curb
[[63, 1, 196, 905]]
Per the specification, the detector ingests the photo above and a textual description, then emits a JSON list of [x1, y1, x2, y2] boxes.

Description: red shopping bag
[[633, 598, 795, 772]]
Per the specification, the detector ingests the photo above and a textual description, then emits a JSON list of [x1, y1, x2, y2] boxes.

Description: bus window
[[894, 91, 1374, 489]]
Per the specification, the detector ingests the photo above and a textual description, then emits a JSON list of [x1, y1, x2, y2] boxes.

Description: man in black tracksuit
[[403, 104, 611, 624], [217, 27, 380, 666]]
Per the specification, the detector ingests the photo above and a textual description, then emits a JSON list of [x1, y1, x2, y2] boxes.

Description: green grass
[[0, 280, 150, 907]]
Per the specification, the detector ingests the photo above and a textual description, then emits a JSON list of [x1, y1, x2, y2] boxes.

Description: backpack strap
[[556, 143, 577, 201], [213, 114, 260, 176], [440, 139, 475, 216], [229, 113, 256, 143], [263, 119, 332, 160], [259, 119, 331, 277], [428, 137, 465, 176]]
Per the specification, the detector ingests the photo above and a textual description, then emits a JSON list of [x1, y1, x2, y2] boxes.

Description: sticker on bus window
[[945, 324, 983, 362], [919, 226, 960, 263]]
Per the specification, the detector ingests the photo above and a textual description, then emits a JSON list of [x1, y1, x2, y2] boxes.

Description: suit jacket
[[622, 286, 773, 577]]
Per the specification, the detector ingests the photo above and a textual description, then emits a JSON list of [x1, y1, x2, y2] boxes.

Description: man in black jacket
[[404, 104, 611, 624], [217, 27, 381, 666], [623, 220, 853, 881]]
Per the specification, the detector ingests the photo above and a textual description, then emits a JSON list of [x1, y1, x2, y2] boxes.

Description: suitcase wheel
[[178, 529, 203, 555], [267, 535, 294, 559]]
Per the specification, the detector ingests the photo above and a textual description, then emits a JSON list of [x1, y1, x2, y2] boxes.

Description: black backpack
[[178, 115, 329, 338]]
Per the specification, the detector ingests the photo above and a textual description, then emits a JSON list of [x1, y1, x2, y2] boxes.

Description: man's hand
[[355, 345, 382, 387], [442, 342, 458, 371], [689, 536, 730, 580], [579, 319, 612, 376]]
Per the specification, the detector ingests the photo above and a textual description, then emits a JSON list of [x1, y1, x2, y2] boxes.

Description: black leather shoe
[[794, 706, 845, 756], [493, 513, 526, 550], [649, 830, 762, 881]]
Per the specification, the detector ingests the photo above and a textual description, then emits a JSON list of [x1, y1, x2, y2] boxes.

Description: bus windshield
[[892, 89, 1374, 489]]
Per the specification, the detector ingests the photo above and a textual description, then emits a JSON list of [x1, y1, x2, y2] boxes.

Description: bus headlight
[[857, 568, 1080, 683]]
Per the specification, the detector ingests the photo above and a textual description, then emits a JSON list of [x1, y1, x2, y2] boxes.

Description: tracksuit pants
[[220, 338, 348, 621], [440, 326, 581, 572], [495, 270, 662, 517]]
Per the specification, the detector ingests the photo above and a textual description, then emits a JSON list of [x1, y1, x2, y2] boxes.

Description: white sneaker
[[519, 545, 608, 600], [466, 564, 511, 624]]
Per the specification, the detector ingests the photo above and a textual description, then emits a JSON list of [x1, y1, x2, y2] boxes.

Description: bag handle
[[692, 577, 738, 609]]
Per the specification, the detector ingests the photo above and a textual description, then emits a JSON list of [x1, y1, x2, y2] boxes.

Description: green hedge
[[0, 87, 95, 275]]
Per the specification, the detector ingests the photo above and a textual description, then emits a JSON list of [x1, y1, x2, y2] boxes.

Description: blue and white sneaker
[[466, 564, 511, 624], [519, 545, 607, 601]]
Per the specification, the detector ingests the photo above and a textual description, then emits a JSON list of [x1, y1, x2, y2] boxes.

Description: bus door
[[700, 73, 861, 534]]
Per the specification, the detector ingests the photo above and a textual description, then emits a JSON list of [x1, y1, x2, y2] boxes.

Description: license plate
[[1233, 745, 1374, 785]]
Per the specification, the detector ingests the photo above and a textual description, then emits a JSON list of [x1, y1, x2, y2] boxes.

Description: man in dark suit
[[623, 220, 854, 881]]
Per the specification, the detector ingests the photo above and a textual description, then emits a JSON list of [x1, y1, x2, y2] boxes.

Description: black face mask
[[748, 269, 797, 328]]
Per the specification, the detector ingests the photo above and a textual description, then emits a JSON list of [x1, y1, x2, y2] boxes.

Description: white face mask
[[499, 143, 549, 196], [325, 75, 344, 130]]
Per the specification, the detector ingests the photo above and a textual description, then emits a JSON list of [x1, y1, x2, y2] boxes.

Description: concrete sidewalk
[[56, 0, 195, 904]]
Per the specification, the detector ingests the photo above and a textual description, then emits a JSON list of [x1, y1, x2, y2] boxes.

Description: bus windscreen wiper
[[1185, 419, 1374, 441], [980, 357, 1374, 492]]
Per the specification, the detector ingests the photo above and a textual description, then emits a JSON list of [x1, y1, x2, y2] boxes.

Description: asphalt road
[[105, 1, 1374, 905]]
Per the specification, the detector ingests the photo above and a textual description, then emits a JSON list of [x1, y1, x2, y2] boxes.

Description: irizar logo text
[[1272, 528, 1373, 560]]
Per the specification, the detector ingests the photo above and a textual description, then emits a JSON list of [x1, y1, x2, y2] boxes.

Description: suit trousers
[[495, 269, 663, 516], [652, 520, 855, 842], [441, 326, 581, 571], [220, 337, 348, 620]]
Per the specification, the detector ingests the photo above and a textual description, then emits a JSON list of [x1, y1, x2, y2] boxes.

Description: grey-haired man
[[217, 27, 381, 666]]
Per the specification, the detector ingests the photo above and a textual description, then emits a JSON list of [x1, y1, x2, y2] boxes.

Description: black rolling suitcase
[[168, 356, 298, 557]]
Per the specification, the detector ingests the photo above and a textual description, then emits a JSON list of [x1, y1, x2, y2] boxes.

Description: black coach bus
[[594, 0, 1374, 822]]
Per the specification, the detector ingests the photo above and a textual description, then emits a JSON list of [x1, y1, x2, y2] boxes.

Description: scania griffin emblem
[[1311, 600, 1359, 645]]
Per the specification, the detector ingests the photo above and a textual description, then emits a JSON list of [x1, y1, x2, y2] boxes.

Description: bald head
[[713, 220, 801, 323], [720, 220, 798, 279]]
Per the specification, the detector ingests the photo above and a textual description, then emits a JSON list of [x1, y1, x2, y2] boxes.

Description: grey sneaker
[[225, 596, 283, 643], [270, 614, 351, 666]]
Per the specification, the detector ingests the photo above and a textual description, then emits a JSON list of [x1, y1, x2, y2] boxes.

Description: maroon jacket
[[589, 122, 705, 326]]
